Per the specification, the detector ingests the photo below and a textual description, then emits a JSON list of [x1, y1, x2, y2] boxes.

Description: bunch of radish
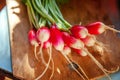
[[23, 0, 120, 80]]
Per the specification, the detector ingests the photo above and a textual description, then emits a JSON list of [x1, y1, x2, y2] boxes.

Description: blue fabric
[[99, 71, 120, 80], [0, 6, 12, 72]]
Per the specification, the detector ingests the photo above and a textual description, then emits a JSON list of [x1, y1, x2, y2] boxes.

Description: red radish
[[28, 29, 39, 61], [36, 27, 50, 43], [62, 32, 84, 49], [43, 40, 51, 49], [72, 48, 87, 56], [36, 27, 51, 67], [50, 25, 64, 51], [28, 29, 39, 46], [81, 35, 96, 47], [70, 25, 88, 39], [85, 22, 120, 35]]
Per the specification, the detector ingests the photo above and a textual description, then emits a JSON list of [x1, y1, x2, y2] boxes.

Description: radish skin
[[28, 29, 39, 61], [85, 22, 120, 35], [62, 46, 71, 56], [36, 27, 50, 42], [50, 25, 64, 51], [81, 35, 96, 47], [72, 48, 87, 56], [62, 32, 84, 49], [43, 40, 51, 49], [28, 29, 39, 46], [70, 25, 88, 39]]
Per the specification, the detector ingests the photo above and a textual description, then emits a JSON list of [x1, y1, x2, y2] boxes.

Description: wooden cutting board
[[6, 0, 120, 80]]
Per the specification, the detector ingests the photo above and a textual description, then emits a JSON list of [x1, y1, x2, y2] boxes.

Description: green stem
[[48, 0, 69, 31], [52, 0, 71, 28], [26, 0, 39, 29], [32, 0, 55, 23]]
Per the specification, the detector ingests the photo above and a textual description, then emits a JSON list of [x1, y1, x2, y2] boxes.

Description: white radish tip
[[98, 25, 105, 34], [31, 40, 39, 46], [85, 37, 96, 47], [71, 39, 84, 49], [80, 50, 87, 56], [79, 29, 88, 38], [54, 42, 64, 51], [44, 41, 51, 48], [38, 31, 50, 42], [62, 46, 71, 56]]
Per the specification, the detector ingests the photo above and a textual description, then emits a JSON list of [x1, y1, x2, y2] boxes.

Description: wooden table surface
[[6, 0, 120, 80], [0, 0, 6, 11]]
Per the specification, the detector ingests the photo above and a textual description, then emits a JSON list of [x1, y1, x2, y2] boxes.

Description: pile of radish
[[23, 0, 120, 80]]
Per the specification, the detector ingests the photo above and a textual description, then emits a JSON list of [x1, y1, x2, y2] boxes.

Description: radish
[[85, 22, 120, 35], [50, 25, 64, 51], [36, 27, 50, 43], [49, 26, 86, 79], [72, 48, 87, 56], [28, 29, 39, 61], [28, 29, 39, 46], [62, 32, 84, 49], [43, 40, 51, 49], [70, 25, 88, 39], [81, 35, 96, 47], [36, 27, 51, 67]]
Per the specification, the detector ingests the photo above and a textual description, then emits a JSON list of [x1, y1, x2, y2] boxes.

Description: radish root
[[104, 66, 119, 73], [93, 41, 105, 55], [49, 57, 55, 79], [47, 45, 55, 79], [84, 48, 112, 80], [70, 59, 89, 80], [34, 45, 39, 61], [35, 44, 52, 80], [39, 43, 48, 67], [61, 51, 86, 80], [105, 25, 120, 33]]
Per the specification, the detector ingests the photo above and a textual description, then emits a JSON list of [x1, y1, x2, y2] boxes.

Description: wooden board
[[6, 0, 120, 80], [0, 0, 6, 11]]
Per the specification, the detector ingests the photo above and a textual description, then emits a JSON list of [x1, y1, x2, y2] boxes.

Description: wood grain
[[7, 0, 120, 80]]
